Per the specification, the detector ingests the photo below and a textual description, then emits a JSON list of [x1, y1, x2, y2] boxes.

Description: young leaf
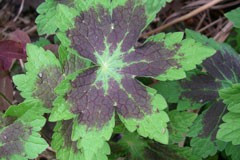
[[0, 102, 48, 160], [36, 0, 78, 35]]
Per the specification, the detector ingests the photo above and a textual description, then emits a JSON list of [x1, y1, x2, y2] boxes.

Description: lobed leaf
[[217, 84, 240, 145], [168, 110, 197, 144], [0, 102, 48, 160], [13, 44, 89, 109]]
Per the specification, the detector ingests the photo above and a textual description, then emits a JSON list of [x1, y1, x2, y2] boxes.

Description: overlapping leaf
[[110, 129, 200, 160], [179, 30, 240, 157], [168, 110, 197, 144], [0, 102, 48, 160], [13, 44, 89, 108]]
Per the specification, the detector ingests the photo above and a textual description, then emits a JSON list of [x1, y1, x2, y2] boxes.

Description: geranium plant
[[1, 0, 239, 160]]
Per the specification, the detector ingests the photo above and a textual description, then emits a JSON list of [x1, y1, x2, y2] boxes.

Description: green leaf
[[224, 143, 240, 160], [52, 120, 83, 160], [149, 32, 216, 80], [13, 44, 62, 108], [152, 80, 181, 103], [36, 0, 78, 35], [71, 116, 115, 160], [119, 92, 169, 144], [168, 110, 197, 144], [110, 129, 200, 160], [219, 83, 240, 113], [217, 112, 240, 145], [187, 114, 204, 137], [0, 102, 48, 160], [225, 8, 240, 28], [13, 44, 89, 109], [110, 130, 148, 160], [190, 137, 217, 158], [187, 103, 226, 158], [217, 84, 240, 145], [146, 143, 201, 160]]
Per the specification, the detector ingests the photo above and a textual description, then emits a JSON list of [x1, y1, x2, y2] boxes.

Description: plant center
[[94, 43, 127, 92]]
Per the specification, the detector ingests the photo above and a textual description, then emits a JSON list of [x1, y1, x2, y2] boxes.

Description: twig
[[211, 0, 240, 9], [19, 59, 25, 72], [198, 18, 224, 33], [214, 21, 233, 42], [141, 0, 224, 38], [25, 25, 37, 34], [13, 0, 25, 22], [195, 13, 206, 30]]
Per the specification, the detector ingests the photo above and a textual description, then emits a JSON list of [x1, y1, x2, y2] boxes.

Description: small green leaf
[[191, 137, 217, 158], [225, 143, 240, 160], [168, 110, 197, 144], [36, 0, 77, 35], [152, 80, 181, 103], [225, 8, 240, 28]]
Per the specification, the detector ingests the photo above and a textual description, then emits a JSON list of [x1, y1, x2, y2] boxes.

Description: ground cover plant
[[0, 0, 240, 159]]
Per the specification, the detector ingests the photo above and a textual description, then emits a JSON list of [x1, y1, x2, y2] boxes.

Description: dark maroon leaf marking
[[68, 67, 115, 127], [66, 1, 182, 128], [199, 101, 226, 140], [121, 42, 178, 77], [61, 120, 78, 152], [181, 74, 221, 104], [33, 67, 63, 108], [0, 122, 30, 158]]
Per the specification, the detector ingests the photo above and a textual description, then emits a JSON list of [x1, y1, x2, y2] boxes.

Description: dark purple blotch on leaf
[[200, 101, 226, 140], [0, 122, 31, 158], [66, 0, 183, 128]]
